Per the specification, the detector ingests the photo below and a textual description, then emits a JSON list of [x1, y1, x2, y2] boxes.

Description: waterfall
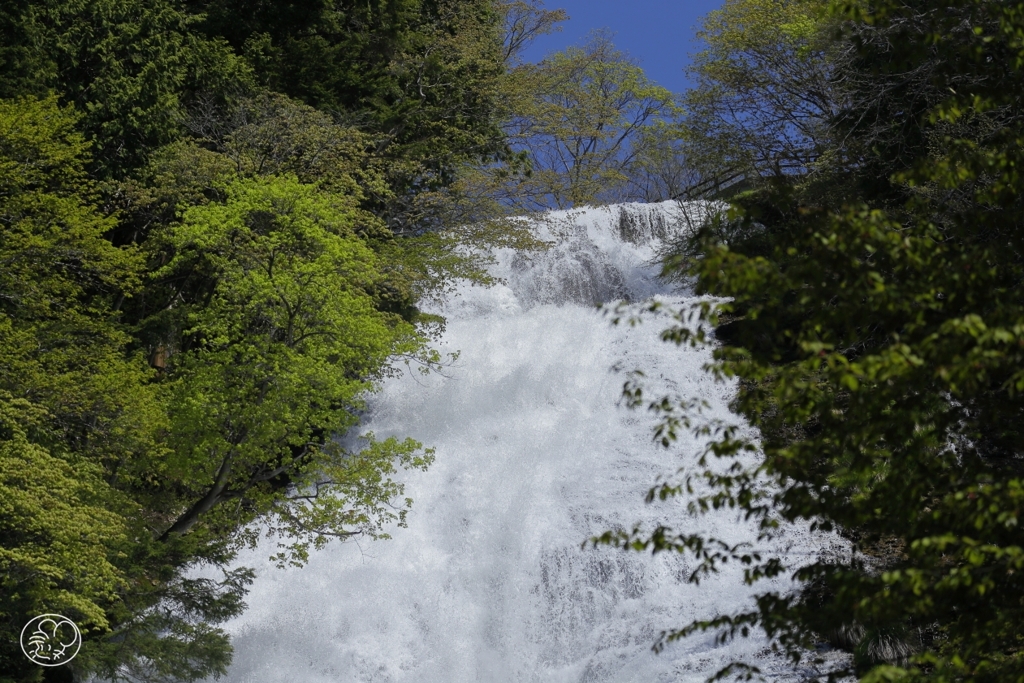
[[206, 202, 839, 682]]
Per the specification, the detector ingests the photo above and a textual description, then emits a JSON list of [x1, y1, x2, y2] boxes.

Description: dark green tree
[[0, 0, 250, 178], [183, 0, 509, 232], [601, 0, 1024, 681]]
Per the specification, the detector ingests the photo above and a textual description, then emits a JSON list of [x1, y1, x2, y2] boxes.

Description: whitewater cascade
[[207, 202, 836, 682]]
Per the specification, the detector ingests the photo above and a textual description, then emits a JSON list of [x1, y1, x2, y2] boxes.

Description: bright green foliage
[[600, 0, 1024, 681], [0, 1, 519, 678], [0, 96, 436, 682], [155, 175, 433, 562], [0, 96, 161, 470], [122, 90, 544, 313], [0, 96, 176, 681], [0, 95, 133, 316], [0, 395, 129, 670], [117, 93, 390, 247]]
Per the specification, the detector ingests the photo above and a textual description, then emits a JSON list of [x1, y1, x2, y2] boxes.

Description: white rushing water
[[209, 202, 835, 682]]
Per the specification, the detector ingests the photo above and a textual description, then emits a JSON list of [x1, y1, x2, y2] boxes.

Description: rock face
[[616, 202, 675, 243], [499, 201, 695, 308]]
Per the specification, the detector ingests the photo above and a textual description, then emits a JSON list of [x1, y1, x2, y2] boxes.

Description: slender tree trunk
[[159, 453, 235, 539]]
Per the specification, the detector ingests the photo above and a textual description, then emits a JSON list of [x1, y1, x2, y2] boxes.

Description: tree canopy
[[601, 0, 1024, 681], [0, 0, 519, 680]]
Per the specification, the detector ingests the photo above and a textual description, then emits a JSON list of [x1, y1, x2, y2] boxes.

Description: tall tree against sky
[[678, 0, 840, 197], [472, 31, 680, 211]]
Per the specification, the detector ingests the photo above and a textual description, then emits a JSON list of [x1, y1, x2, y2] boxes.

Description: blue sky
[[518, 0, 726, 94]]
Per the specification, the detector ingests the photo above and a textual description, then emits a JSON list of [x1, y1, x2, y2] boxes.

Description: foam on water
[[208, 202, 834, 682]]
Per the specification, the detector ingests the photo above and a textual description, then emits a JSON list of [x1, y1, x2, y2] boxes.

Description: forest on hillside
[[1, 0, 1023, 681]]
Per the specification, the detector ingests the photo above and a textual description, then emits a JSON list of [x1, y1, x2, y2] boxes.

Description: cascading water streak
[[206, 202, 833, 682]]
